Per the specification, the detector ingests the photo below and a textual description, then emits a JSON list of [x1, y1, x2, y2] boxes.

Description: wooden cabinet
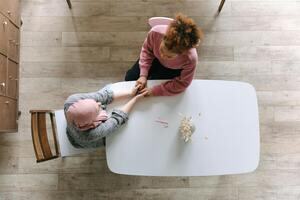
[[8, 0, 20, 26], [0, 0, 20, 27], [0, 96, 17, 131], [7, 60, 18, 98], [0, 14, 8, 55], [0, 0, 20, 133], [0, 0, 9, 20], [8, 22, 19, 62], [0, 54, 6, 96]]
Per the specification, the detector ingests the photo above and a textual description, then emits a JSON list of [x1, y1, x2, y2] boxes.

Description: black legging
[[125, 58, 182, 81]]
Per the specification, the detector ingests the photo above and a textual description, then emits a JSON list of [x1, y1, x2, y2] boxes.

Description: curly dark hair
[[163, 13, 203, 54]]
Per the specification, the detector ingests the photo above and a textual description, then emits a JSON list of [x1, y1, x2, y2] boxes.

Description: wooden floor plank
[[2, 0, 299, 199]]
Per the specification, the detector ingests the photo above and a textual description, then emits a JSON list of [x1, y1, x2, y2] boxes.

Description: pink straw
[[155, 119, 169, 125]]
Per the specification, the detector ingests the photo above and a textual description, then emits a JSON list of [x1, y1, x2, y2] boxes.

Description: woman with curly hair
[[125, 13, 203, 96]]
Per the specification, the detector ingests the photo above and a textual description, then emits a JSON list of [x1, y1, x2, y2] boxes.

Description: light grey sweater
[[64, 88, 129, 148]]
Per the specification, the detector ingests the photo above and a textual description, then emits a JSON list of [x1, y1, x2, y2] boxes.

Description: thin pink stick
[[155, 119, 169, 125]]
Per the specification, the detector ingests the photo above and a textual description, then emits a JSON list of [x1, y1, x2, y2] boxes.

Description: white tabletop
[[106, 80, 260, 176]]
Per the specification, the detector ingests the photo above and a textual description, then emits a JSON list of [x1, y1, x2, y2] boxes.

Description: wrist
[[148, 88, 153, 96], [128, 90, 134, 97], [139, 75, 147, 79], [131, 96, 138, 103]]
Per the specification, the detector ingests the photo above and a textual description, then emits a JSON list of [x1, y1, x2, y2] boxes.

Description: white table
[[106, 80, 260, 176]]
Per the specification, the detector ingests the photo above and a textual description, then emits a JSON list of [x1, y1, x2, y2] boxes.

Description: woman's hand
[[136, 76, 147, 90], [120, 90, 148, 114], [138, 87, 153, 97], [134, 90, 148, 100], [131, 85, 141, 97]]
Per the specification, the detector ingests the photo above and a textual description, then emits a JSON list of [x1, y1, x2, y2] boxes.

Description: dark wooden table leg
[[218, 0, 226, 13], [66, 0, 72, 9]]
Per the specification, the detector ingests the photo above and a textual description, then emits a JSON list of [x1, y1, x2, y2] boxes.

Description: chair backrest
[[30, 109, 98, 162], [148, 17, 174, 28], [30, 110, 60, 162]]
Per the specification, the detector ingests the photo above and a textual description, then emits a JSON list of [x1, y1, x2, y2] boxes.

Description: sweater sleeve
[[139, 30, 156, 77], [151, 61, 197, 96], [83, 109, 129, 145]]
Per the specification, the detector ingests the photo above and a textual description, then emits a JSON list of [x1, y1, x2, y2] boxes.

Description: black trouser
[[125, 59, 182, 81]]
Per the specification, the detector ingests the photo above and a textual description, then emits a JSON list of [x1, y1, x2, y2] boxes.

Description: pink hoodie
[[139, 25, 198, 96]]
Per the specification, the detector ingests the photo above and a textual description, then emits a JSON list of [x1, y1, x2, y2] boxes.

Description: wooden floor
[[1, 0, 300, 199]]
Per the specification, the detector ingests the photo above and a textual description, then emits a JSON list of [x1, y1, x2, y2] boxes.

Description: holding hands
[[120, 84, 148, 114], [136, 76, 147, 90], [131, 85, 148, 101], [135, 76, 152, 97], [113, 79, 152, 114]]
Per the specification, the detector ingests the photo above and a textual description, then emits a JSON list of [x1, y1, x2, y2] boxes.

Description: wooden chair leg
[[66, 0, 72, 9], [218, 0, 226, 13]]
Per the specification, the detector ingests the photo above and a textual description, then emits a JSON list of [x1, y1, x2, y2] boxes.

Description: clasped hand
[[134, 76, 152, 97]]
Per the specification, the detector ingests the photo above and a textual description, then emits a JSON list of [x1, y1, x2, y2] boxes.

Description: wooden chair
[[218, 0, 226, 13], [66, 0, 72, 9], [30, 110, 60, 162], [30, 109, 97, 163], [148, 17, 173, 28]]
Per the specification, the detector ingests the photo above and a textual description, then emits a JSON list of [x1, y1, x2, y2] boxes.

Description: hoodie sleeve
[[151, 59, 197, 96], [139, 29, 156, 77]]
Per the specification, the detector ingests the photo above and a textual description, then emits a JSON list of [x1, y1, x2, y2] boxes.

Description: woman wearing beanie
[[64, 86, 147, 148], [125, 13, 203, 96]]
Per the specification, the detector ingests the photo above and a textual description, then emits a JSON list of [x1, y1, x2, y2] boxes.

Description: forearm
[[151, 79, 191, 96], [113, 90, 132, 101], [120, 98, 137, 114], [139, 30, 155, 77], [151, 65, 196, 96]]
